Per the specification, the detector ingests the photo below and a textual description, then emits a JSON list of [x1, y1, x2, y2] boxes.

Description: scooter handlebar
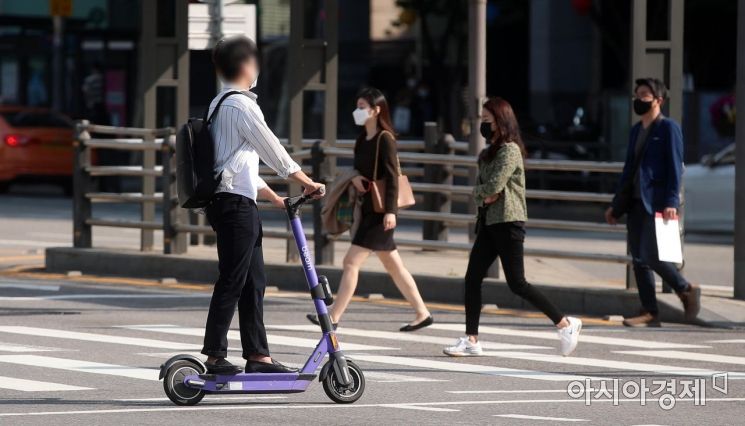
[[284, 187, 325, 215]]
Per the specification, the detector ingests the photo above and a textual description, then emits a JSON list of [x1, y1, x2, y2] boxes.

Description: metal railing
[[73, 121, 644, 288]]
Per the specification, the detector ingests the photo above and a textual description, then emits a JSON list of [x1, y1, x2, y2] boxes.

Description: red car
[[0, 106, 75, 194]]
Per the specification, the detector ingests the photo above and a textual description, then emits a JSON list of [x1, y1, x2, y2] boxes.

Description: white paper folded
[[655, 212, 683, 264]]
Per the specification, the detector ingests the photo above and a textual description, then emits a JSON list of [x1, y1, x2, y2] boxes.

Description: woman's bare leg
[[377, 249, 431, 323], [328, 244, 371, 323]]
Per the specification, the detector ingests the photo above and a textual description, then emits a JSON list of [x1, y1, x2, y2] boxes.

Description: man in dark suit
[[605, 78, 701, 327]]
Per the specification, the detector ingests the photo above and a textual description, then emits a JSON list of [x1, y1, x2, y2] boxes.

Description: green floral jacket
[[473, 142, 528, 225]]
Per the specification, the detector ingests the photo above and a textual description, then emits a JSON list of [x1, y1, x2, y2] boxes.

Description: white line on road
[[448, 389, 566, 394], [381, 404, 460, 412], [115, 396, 287, 402], [0, 375, 92, 392], [0, 294, 211, 301], [708, 339, 745, 344], [267, 324, 552, 351], [494, 414, 588, 422], [0, 355, 158, 381], [348, 354, 597, 382], [0, 326, 202, 351], [615, 350, 745, 366], [3, 397, 745, 418], [120, 324, 397, 351], [0, 342, 63, 352], [0, 283, 60, 291], [479, 350, 744, 378], [429, 323, 710, 349]]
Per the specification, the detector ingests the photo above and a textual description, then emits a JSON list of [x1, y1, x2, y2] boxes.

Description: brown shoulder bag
[[369, 131, 416, 213]]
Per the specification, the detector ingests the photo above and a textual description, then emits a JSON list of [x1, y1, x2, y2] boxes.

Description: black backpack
[[176, 91, 246, 208]]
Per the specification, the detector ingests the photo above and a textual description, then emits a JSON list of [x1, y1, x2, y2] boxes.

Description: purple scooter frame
[[160, 191, 357, 403]]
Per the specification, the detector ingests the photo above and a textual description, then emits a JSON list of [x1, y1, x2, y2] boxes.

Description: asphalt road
[[0, 273, 744, 425]]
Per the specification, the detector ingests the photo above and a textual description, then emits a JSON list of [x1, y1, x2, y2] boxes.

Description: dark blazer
[[612, 116, 684, 216]]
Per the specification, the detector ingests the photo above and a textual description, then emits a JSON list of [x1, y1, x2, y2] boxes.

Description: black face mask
[[480, 122, 494, 140], [633, 99, 653, 116]]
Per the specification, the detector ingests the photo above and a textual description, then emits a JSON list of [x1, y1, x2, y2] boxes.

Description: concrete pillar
[[735, 0, 745, 300]]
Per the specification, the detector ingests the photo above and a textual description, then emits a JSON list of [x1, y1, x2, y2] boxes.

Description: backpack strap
[[203, 90, 248, 124]]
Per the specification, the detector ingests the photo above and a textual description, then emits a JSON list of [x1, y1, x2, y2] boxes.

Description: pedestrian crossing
[[0, 322, 742, 395]]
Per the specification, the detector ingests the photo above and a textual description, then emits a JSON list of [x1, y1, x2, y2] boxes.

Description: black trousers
[[627, 201, 689, 315], [465, 221, 564, 335], [202, 193, 269, 359]]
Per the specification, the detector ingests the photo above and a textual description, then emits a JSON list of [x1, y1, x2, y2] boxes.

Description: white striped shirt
[[208, 86, 301, 201]]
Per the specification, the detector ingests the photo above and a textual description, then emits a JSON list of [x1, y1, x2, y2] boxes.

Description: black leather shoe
[[306, 313, 338, 330], [245, 359, 299, 374], [399, 316, 434, 332], [205, 358, 242, 375]]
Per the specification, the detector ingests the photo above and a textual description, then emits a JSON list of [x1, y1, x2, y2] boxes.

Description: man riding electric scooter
[[200, 35, 325, 375]]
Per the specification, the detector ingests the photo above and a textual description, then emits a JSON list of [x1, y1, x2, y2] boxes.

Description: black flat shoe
[[205, 358, 242, 375], [245, 359, 299, 374], [399, 316, 434, 332], [306, 313, 338, 330]]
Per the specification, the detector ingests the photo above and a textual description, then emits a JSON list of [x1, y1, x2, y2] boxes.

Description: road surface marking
[[0, 283, 60, 291], [494, 414, 588, 422], [615, 350, 745, 366], [0, 375, 92, 392], [429, 323, 710, 349], [479, 350, 744, 378], [0, 326, 202, 351], [381, 404, 459, 412], [347, 354, 597, 382], [448, 389, 566, 394], [708, 339, 745, 344], [0, 342, 62, 352], [0, 294, 211, 301], [139, 351, 442, 383], [3, 397, 745, 417], [120, 324, 397, 351], [267, 324, 552, 351], [115, 396, 287, 402], [0, 355, 158, 381]]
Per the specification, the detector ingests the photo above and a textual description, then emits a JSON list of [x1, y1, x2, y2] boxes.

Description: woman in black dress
[[308, 88, 432, 331]]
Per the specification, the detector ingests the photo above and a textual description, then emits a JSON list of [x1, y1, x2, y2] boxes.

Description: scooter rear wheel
[[322, 360, 365, 404], [163, 360, 205, 406]]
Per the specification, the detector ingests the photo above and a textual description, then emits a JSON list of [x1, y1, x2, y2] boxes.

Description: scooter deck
[[185, 372, 318, 393]]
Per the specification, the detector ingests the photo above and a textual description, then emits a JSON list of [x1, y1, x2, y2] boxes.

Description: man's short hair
[[212, 36, 259, 81], [635, 78, 668, 100]]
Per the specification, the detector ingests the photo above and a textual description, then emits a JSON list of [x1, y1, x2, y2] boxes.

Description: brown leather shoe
[[622, 312, 661, 327], [678, 283, 701, 321]]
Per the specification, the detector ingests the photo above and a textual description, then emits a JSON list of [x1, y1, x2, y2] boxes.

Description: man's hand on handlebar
[[303, 181, 326, 199]]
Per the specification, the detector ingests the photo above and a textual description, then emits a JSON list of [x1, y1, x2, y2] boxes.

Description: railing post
[[73, 120, 92, 248], [311, 141, 334, 264], [423, 122, 452, 243], [162, 133, 187, 254], [141, 131, 156, 251]]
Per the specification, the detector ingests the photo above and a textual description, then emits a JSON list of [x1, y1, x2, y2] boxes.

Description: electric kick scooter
[[159, 192, 365, 405]]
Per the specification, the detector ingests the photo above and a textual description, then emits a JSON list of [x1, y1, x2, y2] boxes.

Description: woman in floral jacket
[[443, 97, 582, 357]]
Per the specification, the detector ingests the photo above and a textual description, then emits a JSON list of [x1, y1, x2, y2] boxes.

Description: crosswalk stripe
[[615, 350, 745, 366], [495, 414, 588, 422], [266, 324, 552, 351], [708, 339, 745, 344], [139, 351, 445, 383], [0, 342, 62, 352], [429, 323, 709, 349], [0, 355, 158, 381], [348, 354, 598, 382], [478, 351, 745, 378], [120, 324, 397, 351], [0, 283, 60, 291], [0, 375, 92, 392], [0, 326, 202, 351], [0, 294, 210, 301]]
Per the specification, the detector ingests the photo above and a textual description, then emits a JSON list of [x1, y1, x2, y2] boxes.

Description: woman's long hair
[[357, 87, 396, 136], [479, 97, 527, 162]]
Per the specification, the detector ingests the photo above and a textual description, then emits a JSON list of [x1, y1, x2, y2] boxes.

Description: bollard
[[73, 120, 92, 248]]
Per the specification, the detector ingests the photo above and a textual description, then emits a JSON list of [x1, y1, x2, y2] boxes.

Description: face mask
[[633, 98, 653, 116], [352, 108, 370, 126], [250, 71, 259, 90], [480, 122, 494, 140]]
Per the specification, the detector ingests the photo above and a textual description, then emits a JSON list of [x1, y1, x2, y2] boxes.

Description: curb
[[45, 247, 704, 325]]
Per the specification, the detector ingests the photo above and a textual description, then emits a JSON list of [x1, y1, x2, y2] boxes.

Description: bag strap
[[203, 90, 247, 124], [372, 130, 401, 181], [625, 118, 661, 190]]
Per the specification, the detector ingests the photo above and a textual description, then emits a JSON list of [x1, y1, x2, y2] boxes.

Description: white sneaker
[[443, 336, 483, 357], [557, 317, 582, 356]]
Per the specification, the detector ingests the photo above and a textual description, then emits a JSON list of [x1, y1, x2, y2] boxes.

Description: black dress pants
[[202, 193, 269, 359], [465, 221, 565, 335]]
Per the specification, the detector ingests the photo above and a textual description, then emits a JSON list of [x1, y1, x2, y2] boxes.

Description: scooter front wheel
[[163, 360, 205, 406], [322, 360, 365, 404]]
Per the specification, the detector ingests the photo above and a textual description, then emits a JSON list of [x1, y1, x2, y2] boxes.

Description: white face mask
[[352, 107, 370, 126]]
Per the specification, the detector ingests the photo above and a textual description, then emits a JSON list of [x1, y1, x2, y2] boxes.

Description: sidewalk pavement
[[44, 228, 745, 329]]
